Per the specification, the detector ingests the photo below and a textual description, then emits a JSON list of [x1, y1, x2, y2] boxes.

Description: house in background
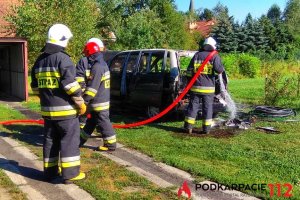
[[0, 0, 28, 101], [188, 0, 216, 37], [188, 20, 216, 37]]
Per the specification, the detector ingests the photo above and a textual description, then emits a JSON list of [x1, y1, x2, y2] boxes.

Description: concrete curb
[[0, 134, 94, 200], [0, 154, 47, 200]]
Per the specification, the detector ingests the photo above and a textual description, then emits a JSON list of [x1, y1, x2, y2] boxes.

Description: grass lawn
[[0, 104, 28, 199], [0, 103, 177, 200], [0, 170, 28, 200], [114, 78, 300, 199], [20, 77, 300, 199], [228, 78, 265, 105]]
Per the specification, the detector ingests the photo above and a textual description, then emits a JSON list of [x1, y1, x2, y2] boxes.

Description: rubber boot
[[64, 172, 86, 184]]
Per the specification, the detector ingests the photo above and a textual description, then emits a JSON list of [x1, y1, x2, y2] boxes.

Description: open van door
[[129, 50, 166, 107], [108, 52, 128, 99]]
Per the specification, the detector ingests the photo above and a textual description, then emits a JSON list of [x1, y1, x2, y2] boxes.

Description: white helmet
[[203, 37, 217, 50], [47, 24, 73, 48], [87, 38, 104, 49]]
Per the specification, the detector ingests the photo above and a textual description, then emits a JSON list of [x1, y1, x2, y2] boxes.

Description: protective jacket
[[186, 50, 224, 95], [75, 57, 91, 90], [83, 52, 110, 112], [31, 43, 82, 120], [80, 52, 116, 151]]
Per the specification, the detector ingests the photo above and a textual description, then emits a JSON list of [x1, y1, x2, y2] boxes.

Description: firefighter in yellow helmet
[[184, 37, 224, 134], [31, 24, 86, 183]]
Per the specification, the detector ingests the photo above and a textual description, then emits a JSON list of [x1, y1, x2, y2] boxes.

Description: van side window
[[149, 52, 164, 73], [139, 53, 148, 73], [126, 52, 139, 73], [110, 53, 127, 72]]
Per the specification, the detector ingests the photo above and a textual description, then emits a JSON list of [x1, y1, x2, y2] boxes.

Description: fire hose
[[0, 51, 218, 128], [250, 106, 296, 118]]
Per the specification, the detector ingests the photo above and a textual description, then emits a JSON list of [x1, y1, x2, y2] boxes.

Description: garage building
[[0, 38, 28, 101]]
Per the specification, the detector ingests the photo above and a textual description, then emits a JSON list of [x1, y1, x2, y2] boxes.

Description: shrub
[[264, 61, 300, 106], [179, 57, 192, 70], [238, 53, 261, 78], [180, 52, 262, 79], [221, 53, 239, 78]]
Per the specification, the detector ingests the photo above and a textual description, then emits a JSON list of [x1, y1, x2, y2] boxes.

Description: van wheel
[[146, 106, 160, 118]]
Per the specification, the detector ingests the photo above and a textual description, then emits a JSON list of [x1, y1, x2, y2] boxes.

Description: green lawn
[[228, 78, 265, 105], [21, 77, 300, 199], [0, 105, 28, 199], [114, 77, 300, 199], [0, 104, 26, 121], [115, 120, 300, 199], [0, 103, 177, 200]]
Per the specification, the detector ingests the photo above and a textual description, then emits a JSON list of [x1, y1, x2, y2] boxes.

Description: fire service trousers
[[79, 114, 87, 128], [81, 110, 116, 149], [43, 118, 81, 180], [184, 93, 214, 133]]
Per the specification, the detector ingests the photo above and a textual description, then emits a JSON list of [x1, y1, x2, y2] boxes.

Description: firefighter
[[76, 38, 104, 128], [80, 39, 117, 151], [31, 24, 86, 183], [184, 37, 224, 134]]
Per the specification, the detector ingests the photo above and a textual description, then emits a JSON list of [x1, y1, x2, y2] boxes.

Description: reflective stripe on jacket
[[186, 50, 224, 95], [83, 53, 111, 112], [30, 43, 81, 120]]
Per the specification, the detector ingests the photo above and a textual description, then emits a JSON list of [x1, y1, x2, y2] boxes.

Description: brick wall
[[0, 0, 21, 37]]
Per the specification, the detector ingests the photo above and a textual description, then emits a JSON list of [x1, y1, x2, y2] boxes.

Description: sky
[[174, 0, 288, 23]]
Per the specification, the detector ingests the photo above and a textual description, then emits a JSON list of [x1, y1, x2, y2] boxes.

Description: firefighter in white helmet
[[31, 23, 86, 183], [184, 37, 224, 134], [79, 38, 117, 151], [75, 38, 105, 128]]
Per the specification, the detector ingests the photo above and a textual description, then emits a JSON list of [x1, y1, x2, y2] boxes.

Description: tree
[[211, 3, 236, 52], [98, 0, 196, 50], [148, 0, 192, 49], [199, 8, 214, 20], [241, 13, 267, 53], [284, 0, 300, 42], [212, 2, 228, 17], [114, 9, 166, 49], [258, 15, 276, 51], [7, 0, 98, 66], [267, 4, 282, 23]]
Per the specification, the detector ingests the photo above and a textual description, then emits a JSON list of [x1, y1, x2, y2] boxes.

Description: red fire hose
[[0, 119, 44, 126], [0, 51, 217, 128]]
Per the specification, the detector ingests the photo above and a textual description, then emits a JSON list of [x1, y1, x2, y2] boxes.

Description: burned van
[[105, 49, 226, 117]]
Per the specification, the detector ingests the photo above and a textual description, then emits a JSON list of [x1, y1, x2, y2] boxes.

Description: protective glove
[[78, 103, 87, 115], [71, 96, 86, 115], [71, 96, 84, 108]]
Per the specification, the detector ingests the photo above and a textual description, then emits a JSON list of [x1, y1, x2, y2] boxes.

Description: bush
[[221, 53, 239, 78], [179, 57, 192, 70], [238, 53, 261, 78], [221, 53, 261, 78], [264, 61, 300, 106]]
